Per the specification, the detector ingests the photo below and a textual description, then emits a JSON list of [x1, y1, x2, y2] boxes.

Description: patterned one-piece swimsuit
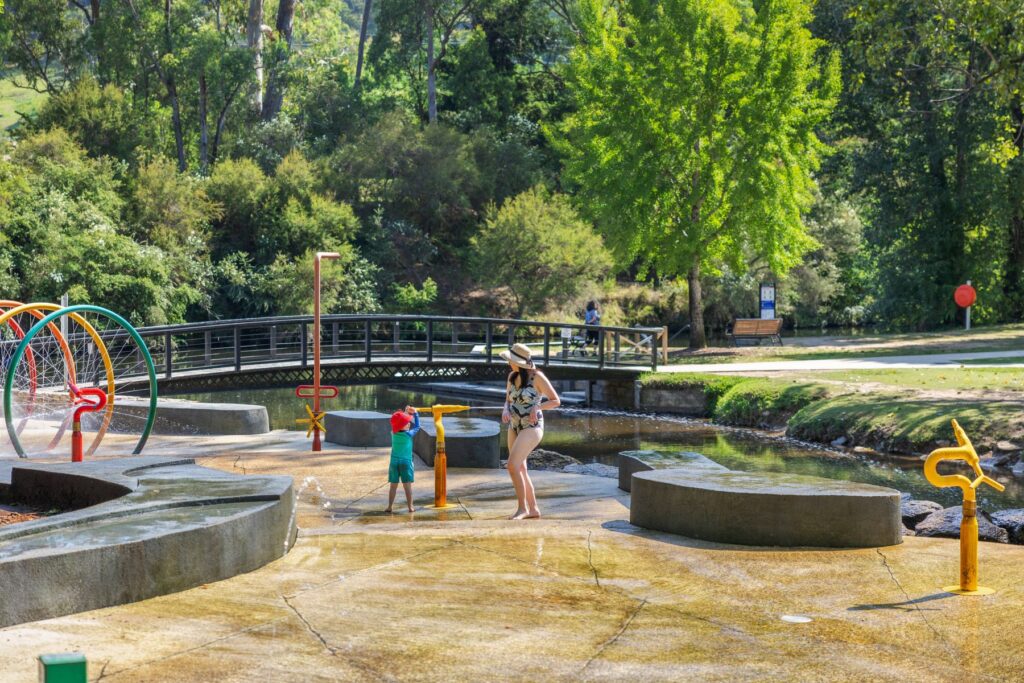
[[508, 376, 544, 434]]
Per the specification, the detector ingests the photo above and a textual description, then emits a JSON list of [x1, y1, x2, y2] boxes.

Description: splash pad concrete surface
[[1, 430, 1023, 681]]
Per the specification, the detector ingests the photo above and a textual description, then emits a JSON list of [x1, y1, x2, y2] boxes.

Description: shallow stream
[[173, 385, 1024, 512]]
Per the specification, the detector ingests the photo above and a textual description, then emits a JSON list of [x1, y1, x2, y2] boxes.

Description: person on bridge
[[500, 343, 561, 520]]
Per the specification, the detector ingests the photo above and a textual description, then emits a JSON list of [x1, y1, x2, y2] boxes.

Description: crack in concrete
[[231, 454, 247, 475], [875, 548, 948, 645], [90, 616, 291, 680], [586, 530, 601, 587], [580, 598, 648, 673], [284, 541, 463, 600], [455, 497, 473, 520], [281, 594, 392, 682], [93, 658, 111, 682]]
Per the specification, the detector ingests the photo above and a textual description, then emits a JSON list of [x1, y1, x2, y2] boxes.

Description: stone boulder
[[914, 507, 1008, 543], [562, 463, 618, 479], [991, 509, 1024, 544], [900, 499, 943, 529], [529, 449, 581, 470]]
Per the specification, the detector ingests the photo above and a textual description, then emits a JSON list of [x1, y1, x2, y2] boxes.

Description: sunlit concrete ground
[[2, 431, 1023, 681]]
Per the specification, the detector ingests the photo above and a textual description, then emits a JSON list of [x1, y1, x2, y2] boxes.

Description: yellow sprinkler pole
[[413, 405, 471, 508], [923, 419, 1005, 595]]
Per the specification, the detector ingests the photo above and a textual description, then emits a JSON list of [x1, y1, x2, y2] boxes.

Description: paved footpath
[[2, 433, 1024, 681], [659, 348, 1024, 374]]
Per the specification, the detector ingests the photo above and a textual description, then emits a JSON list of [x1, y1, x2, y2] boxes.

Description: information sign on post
[[759, 282, 776, 320]]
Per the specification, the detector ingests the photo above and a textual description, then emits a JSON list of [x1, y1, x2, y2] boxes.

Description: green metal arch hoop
[[4, 304, 158, 458]]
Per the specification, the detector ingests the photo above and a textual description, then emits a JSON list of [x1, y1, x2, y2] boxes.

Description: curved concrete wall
[[0, 457, 295, 628], [630, 469, 902, 548]]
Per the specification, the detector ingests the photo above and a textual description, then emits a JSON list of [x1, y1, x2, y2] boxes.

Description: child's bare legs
[[403, 482, 414, 512], [507, 427, 542, 520], [385, 483, 398, 513]]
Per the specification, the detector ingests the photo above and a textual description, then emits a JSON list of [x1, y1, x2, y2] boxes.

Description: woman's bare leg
[[508, 427, 543, 520], [507, 428, 527, 518]]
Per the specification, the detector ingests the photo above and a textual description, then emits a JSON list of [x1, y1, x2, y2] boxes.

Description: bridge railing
[[126, 315, 667, 380]]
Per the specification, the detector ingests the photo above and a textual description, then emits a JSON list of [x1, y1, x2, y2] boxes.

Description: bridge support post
[[204, 331, 212, 366], [233, 327, 241, 372], [485, 323, 493, 363], [270, 325, 277, 359], [164, 332, 173, 379], [301, 323, 308, 367], [364, 319, 372, 362], [427, 321, 434, 362]]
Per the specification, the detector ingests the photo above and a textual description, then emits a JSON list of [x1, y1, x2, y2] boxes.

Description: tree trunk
[[246, 0, 265, 115], [1007, 97, 1024, 316], [262, 0, 296, 120], [90, 0, 99, 24], [199, 73, 209, 172], [687, 261, 706, 349], [167, 77, 186, 172], [426, 2, 437, 124], [212, 82, 244, 166], [354, 0, 374, 89], [165, 0, 186, 171]]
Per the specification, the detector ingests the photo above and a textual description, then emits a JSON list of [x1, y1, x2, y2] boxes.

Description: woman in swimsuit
[[500, 343, 561, 520]]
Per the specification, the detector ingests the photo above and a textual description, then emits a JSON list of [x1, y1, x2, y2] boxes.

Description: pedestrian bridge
[[121, 315, 668, 394]]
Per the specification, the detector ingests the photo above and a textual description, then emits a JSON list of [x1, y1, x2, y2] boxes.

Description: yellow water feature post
[[414, 404, 471, 508], [923, 419, 1005, 595]]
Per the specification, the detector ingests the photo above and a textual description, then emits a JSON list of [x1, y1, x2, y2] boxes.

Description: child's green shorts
[[388, 459, 415, 484]]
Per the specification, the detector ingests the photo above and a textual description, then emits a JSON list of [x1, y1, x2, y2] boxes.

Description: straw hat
[[500, 343, 535, 369]]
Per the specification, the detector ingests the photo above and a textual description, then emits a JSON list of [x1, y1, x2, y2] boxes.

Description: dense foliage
[[0, 0, 1021, 336]]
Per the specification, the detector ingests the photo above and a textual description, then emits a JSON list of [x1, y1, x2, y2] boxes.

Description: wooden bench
[[727, 318, 783, 346]]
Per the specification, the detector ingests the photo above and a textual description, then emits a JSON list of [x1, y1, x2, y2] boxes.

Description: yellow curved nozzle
[[412, 405, 471, 416], [924, 419, 1004, 500]]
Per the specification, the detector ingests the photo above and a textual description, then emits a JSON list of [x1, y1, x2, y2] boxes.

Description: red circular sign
[[954, 284, 976, 308]]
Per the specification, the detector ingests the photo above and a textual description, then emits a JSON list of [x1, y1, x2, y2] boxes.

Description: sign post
[[954, 281, 976, 331], [759, 282, 776, 321]]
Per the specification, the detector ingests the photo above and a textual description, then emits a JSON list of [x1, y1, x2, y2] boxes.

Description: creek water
[[173, 385, 1024, 512]]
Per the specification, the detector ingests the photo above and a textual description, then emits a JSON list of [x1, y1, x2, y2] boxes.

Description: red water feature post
[[70, 385, 107, 462], [296, 252, 341, 452]]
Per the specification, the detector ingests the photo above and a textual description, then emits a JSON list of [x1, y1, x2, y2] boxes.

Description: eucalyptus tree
[[555, 0, 838, 348]]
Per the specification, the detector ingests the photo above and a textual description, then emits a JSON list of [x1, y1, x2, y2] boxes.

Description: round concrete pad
[[617, 450, 727, 492], [414, 417, 501, 468], [113, 396, 270, 435], [629, 469, 902, 548], [325, 411, 392, 447]]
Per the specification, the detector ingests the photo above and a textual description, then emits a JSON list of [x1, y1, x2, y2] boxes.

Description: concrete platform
[[324, 410, 392, 447], [414, 417, 501, 468], [617, 449, 728, 492], [116, 396, 270, 435], [0, 457, 295, 628], [630, 469, 903, 548]]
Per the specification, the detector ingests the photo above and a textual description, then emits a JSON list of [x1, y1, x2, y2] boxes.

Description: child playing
[[386, 406, 419, 513]]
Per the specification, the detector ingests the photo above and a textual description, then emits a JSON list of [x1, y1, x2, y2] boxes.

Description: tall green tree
[[555, 0, 839, 347]]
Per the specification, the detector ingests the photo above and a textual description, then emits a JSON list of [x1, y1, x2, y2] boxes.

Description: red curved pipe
[[69, 382, 107, 463]]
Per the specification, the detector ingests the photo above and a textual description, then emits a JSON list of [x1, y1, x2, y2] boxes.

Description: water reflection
[[172, 385, 1024, 511]]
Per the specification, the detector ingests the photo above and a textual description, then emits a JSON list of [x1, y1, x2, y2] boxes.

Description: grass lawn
[[806, 368, 1024, 393], [666, 322, 1024, 364], [0, 75, 48, 133]]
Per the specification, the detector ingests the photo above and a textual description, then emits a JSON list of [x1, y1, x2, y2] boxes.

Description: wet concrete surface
[[1, 434, 1023, 681]]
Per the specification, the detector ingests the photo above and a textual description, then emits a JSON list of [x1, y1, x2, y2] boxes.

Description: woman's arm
[[502, 374, 512, 423], [532, 371, 561, 411]]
